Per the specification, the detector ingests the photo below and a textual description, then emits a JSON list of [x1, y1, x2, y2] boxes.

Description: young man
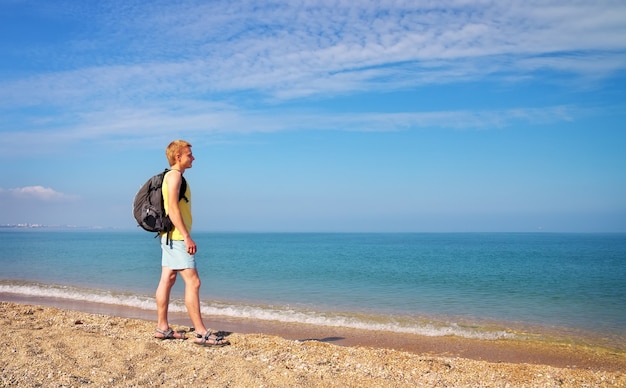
[[154, 140, 229, 346]]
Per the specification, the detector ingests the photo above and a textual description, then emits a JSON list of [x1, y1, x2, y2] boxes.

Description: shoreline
[[2, 302, 625, 387], [3, 295, 625, 373]]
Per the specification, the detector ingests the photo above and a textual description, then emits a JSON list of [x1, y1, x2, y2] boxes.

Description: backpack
[[133, 169, 188, 236]]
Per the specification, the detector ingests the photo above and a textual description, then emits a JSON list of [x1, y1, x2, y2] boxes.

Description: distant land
[[0, 223, 117, 230]]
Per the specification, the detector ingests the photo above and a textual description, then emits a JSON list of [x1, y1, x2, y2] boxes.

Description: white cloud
[[1, 187, 79, 202]]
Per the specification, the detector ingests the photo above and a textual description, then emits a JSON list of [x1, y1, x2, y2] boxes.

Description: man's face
[[179, 146, 194, 168]]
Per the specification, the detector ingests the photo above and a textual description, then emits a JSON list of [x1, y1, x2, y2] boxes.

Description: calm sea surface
[[1, 230, 624, 349]]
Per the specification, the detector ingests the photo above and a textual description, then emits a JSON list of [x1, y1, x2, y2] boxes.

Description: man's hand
[[184, 236, 197, 254]]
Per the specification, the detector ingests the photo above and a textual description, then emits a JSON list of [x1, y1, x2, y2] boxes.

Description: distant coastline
[[0, 223, 118, 230]]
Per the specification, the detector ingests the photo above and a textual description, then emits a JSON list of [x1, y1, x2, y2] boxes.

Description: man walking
[[154, 140, 229, 346]]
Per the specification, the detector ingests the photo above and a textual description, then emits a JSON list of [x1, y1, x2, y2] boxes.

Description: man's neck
[[170, 166, 185, 174]]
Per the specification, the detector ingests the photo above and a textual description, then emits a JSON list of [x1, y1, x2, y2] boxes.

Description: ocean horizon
[[1, 230, 624, 350]]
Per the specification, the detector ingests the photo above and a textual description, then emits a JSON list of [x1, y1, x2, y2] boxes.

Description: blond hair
[[165, 140, 192, 166]]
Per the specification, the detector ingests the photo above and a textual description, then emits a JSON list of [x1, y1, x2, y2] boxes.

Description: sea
[[1, 230, 625, 350]]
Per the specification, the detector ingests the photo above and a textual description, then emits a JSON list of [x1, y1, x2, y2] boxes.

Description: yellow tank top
[[161, 170, 192, 240]]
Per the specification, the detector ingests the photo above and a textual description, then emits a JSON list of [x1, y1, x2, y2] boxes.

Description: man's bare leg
[[179, 268, 229, 346], [154, 267, 185, 339], [179, 268, 208, 334]]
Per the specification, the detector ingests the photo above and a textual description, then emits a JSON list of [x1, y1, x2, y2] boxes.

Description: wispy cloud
[[0, 102, 585, 156], [3, 1, 625, 104], [0, 187, 79, 202], [1, 0, 625, 151]]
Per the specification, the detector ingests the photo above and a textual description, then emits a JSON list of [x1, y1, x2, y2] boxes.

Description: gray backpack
[[133, 169, 187, 235]]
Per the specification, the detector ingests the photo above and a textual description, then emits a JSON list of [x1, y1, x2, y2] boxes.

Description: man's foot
[[155, 327, 187, 340], [195, 331, 230, 347]]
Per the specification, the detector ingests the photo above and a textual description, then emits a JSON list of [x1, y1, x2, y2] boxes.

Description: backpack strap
[[159, 168, 172, 244], [179, 176, 188, 203], [163, 230, 172, 246]]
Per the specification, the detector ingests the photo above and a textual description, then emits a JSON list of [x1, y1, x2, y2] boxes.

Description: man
[[154, 140, 229, 346]]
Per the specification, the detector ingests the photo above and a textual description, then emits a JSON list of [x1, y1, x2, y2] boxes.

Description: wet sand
[[1, 300, 624, 387]]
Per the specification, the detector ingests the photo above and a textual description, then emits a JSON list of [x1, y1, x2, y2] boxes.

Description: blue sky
[[1, 0, 625, 232]]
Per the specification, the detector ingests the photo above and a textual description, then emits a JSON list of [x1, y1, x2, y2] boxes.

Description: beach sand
[[1, 301, 624, 387]]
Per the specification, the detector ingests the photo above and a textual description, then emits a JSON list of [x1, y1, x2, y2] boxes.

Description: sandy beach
[[1, 301, 624, 387]]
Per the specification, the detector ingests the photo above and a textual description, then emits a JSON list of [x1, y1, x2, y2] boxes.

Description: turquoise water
[[1, 230, 625, 348]]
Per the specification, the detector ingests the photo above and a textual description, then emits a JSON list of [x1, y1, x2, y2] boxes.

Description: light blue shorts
[[161, 235, 196, 270]]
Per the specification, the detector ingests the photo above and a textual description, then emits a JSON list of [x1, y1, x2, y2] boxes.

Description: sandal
[[155, 327, 187, 340], [189, 328, 231, 338], [195, 331, 230, 347]]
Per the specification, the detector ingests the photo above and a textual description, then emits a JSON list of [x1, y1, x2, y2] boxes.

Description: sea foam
[[0, 281, 514, 340]]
